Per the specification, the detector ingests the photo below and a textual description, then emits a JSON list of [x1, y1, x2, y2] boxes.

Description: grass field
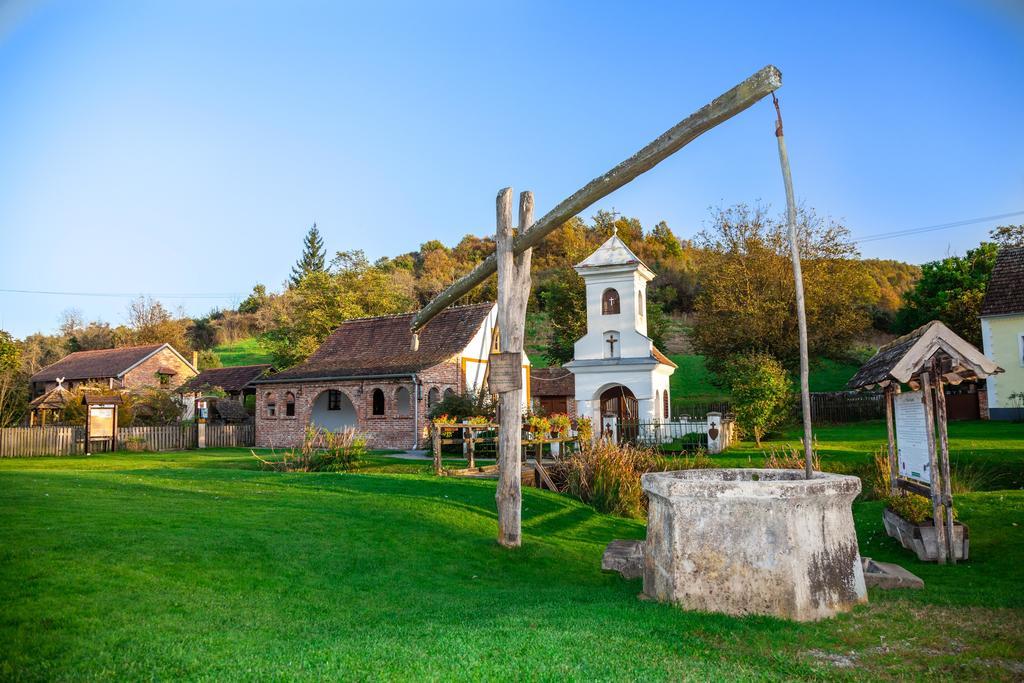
[[2, 422, 1023, 679], [212, 337, 274, 367]]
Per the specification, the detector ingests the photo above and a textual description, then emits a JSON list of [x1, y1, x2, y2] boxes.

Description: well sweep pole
[[773, 94, 814, 479]]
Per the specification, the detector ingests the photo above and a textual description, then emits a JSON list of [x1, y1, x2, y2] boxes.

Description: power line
[[0, 289, 246, 299], [853, 210, 1024, 244]]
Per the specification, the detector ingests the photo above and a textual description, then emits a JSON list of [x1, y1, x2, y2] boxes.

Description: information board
[[894, 390, 931, 484], [487, 352, 523, 393], [89, 406, 115, 439]]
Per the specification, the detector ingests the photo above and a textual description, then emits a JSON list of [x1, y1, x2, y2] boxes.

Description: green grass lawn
[[2, 435, 1023, 679], [213, 337, 274, 367]]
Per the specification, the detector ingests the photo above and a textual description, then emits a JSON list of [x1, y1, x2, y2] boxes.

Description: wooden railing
[[430, 421, 580, 476], [205, 423, 255, 448]]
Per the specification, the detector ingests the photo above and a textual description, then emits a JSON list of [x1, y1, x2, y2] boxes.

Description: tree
[[691, 204, 876, 374], [0, 331, 24, 427], [238, 284, 268, 314], [126, 297, 191, 352], [725, 352, 792, 446], [539, 268, 586, 365], [289, 223, 327, 287], [894, 242, 998, 347], [989, 224, 1024, 247]]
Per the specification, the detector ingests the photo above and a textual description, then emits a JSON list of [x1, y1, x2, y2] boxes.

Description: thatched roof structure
[[847, 320, 1003, 390], [28, 385, 75, 411]]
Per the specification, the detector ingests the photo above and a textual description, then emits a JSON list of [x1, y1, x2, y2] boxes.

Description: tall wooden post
[[884, 385, 898, 496], [932, 362, 956, 564], [495, 188, 534, 548], [920, 370, 948, 564], [432, 424, 442, 476]]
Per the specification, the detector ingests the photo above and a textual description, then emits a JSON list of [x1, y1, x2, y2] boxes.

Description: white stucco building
[[564, 230, 676, 439]]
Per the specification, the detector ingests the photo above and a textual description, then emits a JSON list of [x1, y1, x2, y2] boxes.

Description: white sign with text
[[894, 390, 932, 484]]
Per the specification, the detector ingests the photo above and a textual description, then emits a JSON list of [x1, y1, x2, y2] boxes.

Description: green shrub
[[724, 352, 792, 446], [885, 492, 939, 525], [428, 390, 495, 421]]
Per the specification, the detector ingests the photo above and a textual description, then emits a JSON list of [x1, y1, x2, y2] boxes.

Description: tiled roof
[[530, 368, 575, 397], [981, 246, 1024, 317], [179, 364, 273, 393], [30, 344, 166, 383], [259, 303, 494, 382], [652, 346, 678, 368]]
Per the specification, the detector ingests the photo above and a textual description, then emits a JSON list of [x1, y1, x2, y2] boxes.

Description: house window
[[372, 388, 385, 416], [284, 392, 296, 417], [637, 291, 644, 318], [444, 388, 456, 400], [265, 393, 276, 418], [663, 390, 670, 420], [159, 373, 170, 386], [602, 288, 620, 315], [654, 391, 660, 419], [1019, 333, 1024, 367], [328, 390, 342, 411], [396, 387, 411, 417], [427, 387, 440, 407]]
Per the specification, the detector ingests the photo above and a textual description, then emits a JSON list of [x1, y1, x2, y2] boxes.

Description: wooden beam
[[884, 385, 898, 496], [410, 65, 783, 333], [932, 361, 957, 564], [920, 370, 948, 564]]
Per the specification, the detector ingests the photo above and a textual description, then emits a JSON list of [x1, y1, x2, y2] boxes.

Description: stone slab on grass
[[861, 557, 924, 590], [602, 539, 644, 579]]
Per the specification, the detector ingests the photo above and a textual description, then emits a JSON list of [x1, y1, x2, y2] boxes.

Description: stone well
[[641, 469, 867, 622]]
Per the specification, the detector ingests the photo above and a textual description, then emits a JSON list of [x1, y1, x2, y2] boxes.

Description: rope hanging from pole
[[772, 91, 815, 479]]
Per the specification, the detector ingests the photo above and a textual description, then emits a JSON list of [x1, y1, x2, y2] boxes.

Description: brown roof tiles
[[982, 246, 1024, 317]]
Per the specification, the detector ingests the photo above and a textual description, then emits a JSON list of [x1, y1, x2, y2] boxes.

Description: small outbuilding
[[530, 368, 576, 417], [177, 364, 273, 418]]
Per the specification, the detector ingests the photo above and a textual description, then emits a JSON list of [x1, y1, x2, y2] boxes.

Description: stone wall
[[255, 360, 462, 451]]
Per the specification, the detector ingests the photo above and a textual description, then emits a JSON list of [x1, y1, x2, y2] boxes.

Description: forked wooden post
[[495, 188, 534, 547], [884, 385, 898, 496], [920, 370, 948, 564], [932, 360, 956, 564]]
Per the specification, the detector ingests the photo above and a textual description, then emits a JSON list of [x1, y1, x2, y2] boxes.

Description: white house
[[564, 230, 676, 439]]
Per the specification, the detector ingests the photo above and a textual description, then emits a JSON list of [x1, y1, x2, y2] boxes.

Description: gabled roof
[[257, 303, 494, 383], [652, 346, 678, 369], [178, 364, 273, 393], [574, 233, 653, 277], [28, 385, 75, 410], [29, 344, 193, 383], [981, 246, 1024, 317], [847, 320, 1002, 390], [530, 368, 575, 397]]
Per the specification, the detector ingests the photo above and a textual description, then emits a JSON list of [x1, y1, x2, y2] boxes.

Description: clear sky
[[1, 0, 1022, 338]]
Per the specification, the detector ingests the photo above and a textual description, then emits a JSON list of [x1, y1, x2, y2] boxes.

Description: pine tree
[[289, 223, 327, 287]]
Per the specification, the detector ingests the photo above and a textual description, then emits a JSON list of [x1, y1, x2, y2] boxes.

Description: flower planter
[[641, 468, 867, 622], [882, 508, 969, 562]]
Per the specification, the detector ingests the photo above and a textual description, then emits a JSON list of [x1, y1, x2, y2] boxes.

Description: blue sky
[[0, 1, 1022, 338]]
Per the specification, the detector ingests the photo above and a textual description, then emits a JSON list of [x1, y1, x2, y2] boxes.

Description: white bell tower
[[565, 229, 676, 436]]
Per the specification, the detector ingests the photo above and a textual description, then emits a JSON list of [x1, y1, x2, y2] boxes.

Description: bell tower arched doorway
[[599, 384, 638, 443]]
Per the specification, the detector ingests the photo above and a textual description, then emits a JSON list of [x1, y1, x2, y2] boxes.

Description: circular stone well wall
[[641, 468, 867, 622]]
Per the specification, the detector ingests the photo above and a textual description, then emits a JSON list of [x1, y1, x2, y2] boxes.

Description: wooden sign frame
[[487, 352, 523, 394]]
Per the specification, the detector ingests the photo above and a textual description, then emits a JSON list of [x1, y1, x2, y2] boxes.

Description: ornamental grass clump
[[559, 440, 665, 519], [253, 426, 367, 472]]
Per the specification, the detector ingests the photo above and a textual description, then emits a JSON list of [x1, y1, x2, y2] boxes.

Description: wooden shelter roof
[[981, 246, 1024, 317], [179, 365, 273, 393], [847, 320, 1003, 390], [28, 385, 75, 411], [256, 303, 494, 383]]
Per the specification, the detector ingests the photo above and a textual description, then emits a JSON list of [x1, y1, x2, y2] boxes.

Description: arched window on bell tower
[[602, 288, 620, 315]]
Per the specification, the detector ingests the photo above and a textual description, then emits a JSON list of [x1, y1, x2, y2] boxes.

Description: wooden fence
[[0, 423, 255, 457], [120, 425, 197, 452], [206, 423, 255, 448], [0, 426, 85, 457]]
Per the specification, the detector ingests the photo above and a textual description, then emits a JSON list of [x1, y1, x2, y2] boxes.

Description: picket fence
[[0, 423, 255, 458]]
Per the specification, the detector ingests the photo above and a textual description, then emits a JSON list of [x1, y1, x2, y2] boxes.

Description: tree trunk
[[495, 188, 533, 548]]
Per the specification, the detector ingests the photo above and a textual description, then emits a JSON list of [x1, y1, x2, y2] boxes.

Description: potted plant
[[882, 492, 969, 562], [434, 414, 459, 436], [549, 413, 571, 438], [525, 414, 550, 437]]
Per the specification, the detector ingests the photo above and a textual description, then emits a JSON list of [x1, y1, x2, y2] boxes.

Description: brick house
[[252, 303, 530, 450], [29, 343, 197, 398]]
